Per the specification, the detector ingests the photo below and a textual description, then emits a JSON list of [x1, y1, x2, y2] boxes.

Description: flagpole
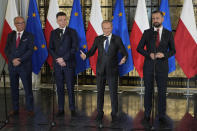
[[75, 74, 82, 92], [137, 78, 144, 95], [186, 95, 190, 113], [184, 78, 193, 96]]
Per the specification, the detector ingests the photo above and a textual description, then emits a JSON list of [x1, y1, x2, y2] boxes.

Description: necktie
[[156, 28, 160, 48], [59, 29, 63, 38], [105, 37, 109, 52], [16, 33, 20, 48]]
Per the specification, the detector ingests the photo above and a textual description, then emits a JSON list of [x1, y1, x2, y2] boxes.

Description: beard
[[153, 22, 162, 28]]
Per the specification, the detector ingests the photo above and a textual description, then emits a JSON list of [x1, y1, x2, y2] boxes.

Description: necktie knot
[[59, 29, 63, 33]]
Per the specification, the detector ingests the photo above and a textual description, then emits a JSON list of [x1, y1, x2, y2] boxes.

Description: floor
[[0, 87, 197, 131]]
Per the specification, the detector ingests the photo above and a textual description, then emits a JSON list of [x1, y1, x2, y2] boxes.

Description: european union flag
[[160, 0, 176, 73], [69, 0, 90, 74], [26, 0, 48, 74], [112, 0, 134, 76]]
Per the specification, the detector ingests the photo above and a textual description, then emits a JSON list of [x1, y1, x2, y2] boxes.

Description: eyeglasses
[[15, 22, 25, 25]]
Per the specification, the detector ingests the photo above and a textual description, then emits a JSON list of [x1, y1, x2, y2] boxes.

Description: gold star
[[83, 45, 86, 49], [162, 12, 166, 16], [41, 44, 46, 48], [32, 13, 36, 17], [127, 45, 131, 49], [75, 12, 78, 16], [34, 46, 38, 51], [119, 12, 122, 17]]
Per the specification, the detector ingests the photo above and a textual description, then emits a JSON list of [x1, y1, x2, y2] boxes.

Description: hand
[[60, 61, 66, 67], [155, 52, 164, 58], [119, 56, 126, 65], [80, 50, 86, 60], [12, 58, 21, 66], [150, 53, 155, 60], [56, 58, 64, 64]]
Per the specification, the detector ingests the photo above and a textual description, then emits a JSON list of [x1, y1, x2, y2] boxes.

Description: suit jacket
[[137, 27, 176, 72], [5, 31, 34, 72], [48, 27, 78, 68], [86, 34, 128, 76]]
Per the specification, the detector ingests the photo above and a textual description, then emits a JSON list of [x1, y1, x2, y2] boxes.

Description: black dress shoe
[[159, 117, 168, 127], [98, 120, 103, 128], [96, 114, 103, 122], [71, 110, 76, 117], [9, 110, 19, 116], [56, 110, 64, 117], [141, 116, 151, 129]]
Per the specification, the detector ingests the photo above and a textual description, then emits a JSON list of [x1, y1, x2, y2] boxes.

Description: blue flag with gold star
[[112, 0, 134, 76], [26, 0, 48, 74], [160, 0, 176, 73], [69, 0, 90, 74]]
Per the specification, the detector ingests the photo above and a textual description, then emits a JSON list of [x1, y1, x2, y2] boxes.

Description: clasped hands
[[150, 52, 164, 60], [56, 58, 66, 67], [12, 58, 21, 66]]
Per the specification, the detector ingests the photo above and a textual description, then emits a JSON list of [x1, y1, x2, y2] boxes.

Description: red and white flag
[[130, 0, 149, 78], [0, 0, 18, 62], [174, 0, 197, 78], [86, 0, 103, 75], [44, 0, 59, 68]]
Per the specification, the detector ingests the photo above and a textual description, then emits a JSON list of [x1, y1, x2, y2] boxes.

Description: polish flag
[[130, 0, 149, 78], [44, 0, 59, 68], [0, 0, 18, 62], [86, 0, 103, 75], [174, 0, 197, 78]]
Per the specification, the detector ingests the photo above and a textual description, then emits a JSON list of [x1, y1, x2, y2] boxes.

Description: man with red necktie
[[137, 10, 176, 127], [5, 16, 34, 117]]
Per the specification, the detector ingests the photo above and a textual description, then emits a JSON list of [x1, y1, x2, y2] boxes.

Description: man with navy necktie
[[49, 12, 78, 117], [80, 20, 128, 124], [5, 16, 34, 116], [137, 11, 176, 127]]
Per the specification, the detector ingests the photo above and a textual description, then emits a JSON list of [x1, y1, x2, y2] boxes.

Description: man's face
[[57, 15, 67, 28], [152, 13, 164, 28], [14, 17, 25, 32], [102, 22, 113, 36]]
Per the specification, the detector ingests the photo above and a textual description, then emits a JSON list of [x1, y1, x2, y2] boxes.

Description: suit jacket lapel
[[160, 28, 166, 44], [108, 35, 115, 52], [18, 31, 27, 48], [60, 27, 69, 43], [12, 31, 17, 49], [150, 28, 157, 49]]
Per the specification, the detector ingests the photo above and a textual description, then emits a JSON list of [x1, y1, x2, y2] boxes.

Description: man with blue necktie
[[80, 20, 128, 124]]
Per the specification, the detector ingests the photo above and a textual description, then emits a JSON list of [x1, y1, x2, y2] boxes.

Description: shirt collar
[[104, 33, 112, 39], [59, 26, 66, 33], [16, 30, 24, 36], [154, 25, 163, 32]]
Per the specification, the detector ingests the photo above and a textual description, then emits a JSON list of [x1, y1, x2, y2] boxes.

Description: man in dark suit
[[137, 11, 176, 126], [5, 16, 34, 116], [49, 12, 78, 117], [80, 20, 128, 123]]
